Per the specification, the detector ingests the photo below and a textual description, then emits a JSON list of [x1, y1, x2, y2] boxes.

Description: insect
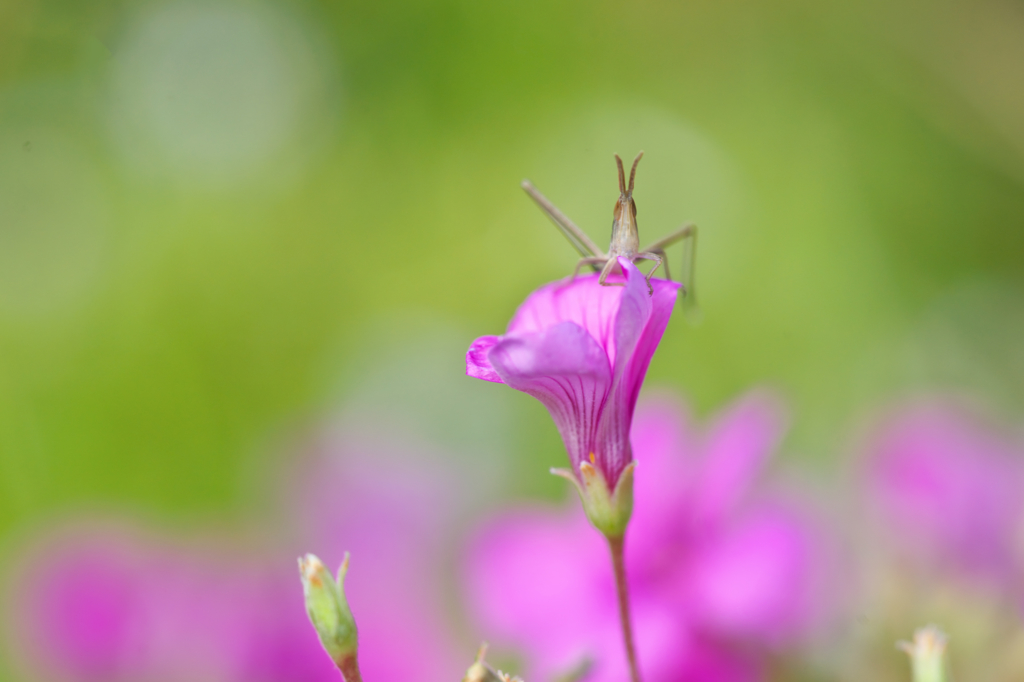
[[521, 152, 697, 297]]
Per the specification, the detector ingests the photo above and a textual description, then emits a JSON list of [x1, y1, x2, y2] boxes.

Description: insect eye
[[631, 200, 637, 218]]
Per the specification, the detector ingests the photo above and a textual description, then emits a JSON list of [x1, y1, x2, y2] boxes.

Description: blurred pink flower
[[6, 435, 466, 682], [864, 399, 1024, 583], [464, 392, 831, 682], [6, 526, 336, 682], [287, 432, 468, 681], [466, 258, 680, 488]]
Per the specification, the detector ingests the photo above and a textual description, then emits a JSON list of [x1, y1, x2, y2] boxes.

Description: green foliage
[[2, 0, 1024, 602]]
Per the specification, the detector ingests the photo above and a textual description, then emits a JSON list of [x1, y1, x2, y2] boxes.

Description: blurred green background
[[2, 0, 1024, 674]]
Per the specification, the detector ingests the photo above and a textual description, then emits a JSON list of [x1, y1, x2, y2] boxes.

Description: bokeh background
[[2, 0, 1024, 680]]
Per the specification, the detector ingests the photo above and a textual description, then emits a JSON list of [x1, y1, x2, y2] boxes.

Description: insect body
[[521, 152, 697, 296]]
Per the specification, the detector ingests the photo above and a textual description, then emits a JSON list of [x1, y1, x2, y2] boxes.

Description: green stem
[[338, 653, 363, 682], [607, 534, 642, 682]]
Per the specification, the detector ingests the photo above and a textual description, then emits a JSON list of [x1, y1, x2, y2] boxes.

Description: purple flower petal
[[596, 258, 660, 484], [690, 391, 786, 525], [18, 536, 143, 681], [489, 321, 613, 470], [866, 400, 1024, 581], [464, 508, 609, 655], [466, 335, 504, 383], [686, 507, 817, 642]]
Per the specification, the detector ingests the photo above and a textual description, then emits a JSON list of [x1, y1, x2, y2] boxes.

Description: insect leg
[[641, 223, 697, 300], [597, 257, 625, 287], [572, 257, 607, 282], [633, 252, 662, 294], [640, 222, 696, 253], [521, 180, 606, 268], [649, 248, 670, 281]]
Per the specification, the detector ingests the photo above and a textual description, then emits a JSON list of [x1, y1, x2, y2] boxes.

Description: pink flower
[[464, 392, 831, 682], [6, 525, 337, 682], [287, 432, 469, 681], [864, 399, 1024, 583], [467, 258, 679, 489], [6, 433, 467, 682]]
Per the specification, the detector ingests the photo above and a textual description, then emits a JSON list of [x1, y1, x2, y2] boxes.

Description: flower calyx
[[552, 459, 636, 539]]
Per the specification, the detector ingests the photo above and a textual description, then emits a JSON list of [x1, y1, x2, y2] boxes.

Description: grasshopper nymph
[[521, 152, 697, 296]]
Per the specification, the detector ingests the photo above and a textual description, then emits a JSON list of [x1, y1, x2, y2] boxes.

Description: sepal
[[551, 461, 636, 539]]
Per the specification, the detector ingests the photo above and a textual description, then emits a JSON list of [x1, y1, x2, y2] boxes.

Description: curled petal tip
[[466, 336, 505, 383]]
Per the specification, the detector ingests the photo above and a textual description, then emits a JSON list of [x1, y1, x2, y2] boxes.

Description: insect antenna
[[627, 152, 643, 195], [614, 154, 627, 195]]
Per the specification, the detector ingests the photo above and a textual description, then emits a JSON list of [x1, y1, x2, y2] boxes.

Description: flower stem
[[607, 534, 642, 682], [338, 653, 363, 682]]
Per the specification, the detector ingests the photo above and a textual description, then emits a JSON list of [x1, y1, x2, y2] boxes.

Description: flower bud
[[898, 624, 947, 682], [299, 553, 360, 679], [463, 644, 523, 682], [552, 460, 635, 539]]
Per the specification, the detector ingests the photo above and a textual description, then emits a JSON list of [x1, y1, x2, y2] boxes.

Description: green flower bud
[[463, 644, 523, 682], [898, 624, 947, 682], [299, 553, 360, 680]]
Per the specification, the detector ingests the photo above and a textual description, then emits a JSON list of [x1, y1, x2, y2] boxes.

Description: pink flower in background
[[287, 432, 468, 681], [6, 434, 466, 682], [467, 258, 680, 488], [864, 399, 1024, 583], [465, 392, 831, 682], [7, 526, 336, 682]]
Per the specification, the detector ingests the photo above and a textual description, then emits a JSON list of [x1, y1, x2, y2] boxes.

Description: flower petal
[[488, 321, 612, 469], [626, 396, 696, 565], [465, 335, 504, 383], [866, 400, 1024, 580], [595, 258, 680, 483], [691, 391, 786, 524], [686, 507, 818, 642], [630, 394, 693, 491], [505, 273, 624, 364], [463, 508, 609, 659]]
